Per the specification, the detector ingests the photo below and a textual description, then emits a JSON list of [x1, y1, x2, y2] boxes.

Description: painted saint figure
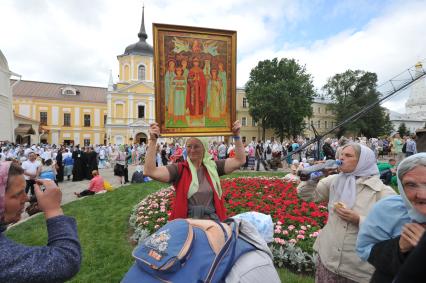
[[186, 57, 207, 118], [171, 67, 187, 124], [181, 59, 189, 80], [207, 68, 222, 122], [218, 62, 227, 114], [165, 60, 176, 116]]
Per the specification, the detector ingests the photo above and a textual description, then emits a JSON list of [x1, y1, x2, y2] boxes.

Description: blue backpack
[[122, 218, 256, 283]]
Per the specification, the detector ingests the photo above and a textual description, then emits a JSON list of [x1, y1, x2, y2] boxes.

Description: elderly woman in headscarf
[[0, 161, 81, 282], [356, 153, 426, 283], [297, 143, 396, 283], [144, 121, 245, 221]]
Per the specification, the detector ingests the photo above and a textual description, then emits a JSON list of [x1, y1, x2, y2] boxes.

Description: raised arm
[[297, 175, 333, 203], [224, 121, 246, 174], [143, 123, 171, 183]]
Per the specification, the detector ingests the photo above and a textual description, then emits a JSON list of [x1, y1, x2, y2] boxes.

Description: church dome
[[124, 38, 153, 56], [123, 7, 153, 56]]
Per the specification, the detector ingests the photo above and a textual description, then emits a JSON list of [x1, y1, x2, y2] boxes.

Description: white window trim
[[137, 63, 147, 81], [61, 86, 78, 96], [137, 102, 146, 118], [241, 116, 247, 126]]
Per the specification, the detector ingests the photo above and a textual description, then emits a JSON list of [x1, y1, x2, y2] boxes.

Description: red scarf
[[169, 161, 227, 221]]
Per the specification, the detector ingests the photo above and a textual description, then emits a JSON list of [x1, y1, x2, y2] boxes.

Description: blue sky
[[285, 0, 384, 44], [0, 0, 425, 113]]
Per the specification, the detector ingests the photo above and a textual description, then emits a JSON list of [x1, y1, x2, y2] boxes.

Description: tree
[[381, 113, 394, 136], [398, 122, 409, 137], [323, 70, 391, 138], [245, 58, 315, 141]]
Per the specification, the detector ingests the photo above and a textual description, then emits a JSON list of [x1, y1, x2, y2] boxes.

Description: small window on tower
[[138, 65, 146, 81], [138, 105, 145, 118]]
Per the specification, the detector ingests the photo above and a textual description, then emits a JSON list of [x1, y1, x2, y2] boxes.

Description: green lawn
[[6, 171, 312, 283]]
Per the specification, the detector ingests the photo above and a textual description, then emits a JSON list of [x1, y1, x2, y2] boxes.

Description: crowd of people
[[0, 128, 424, 282]]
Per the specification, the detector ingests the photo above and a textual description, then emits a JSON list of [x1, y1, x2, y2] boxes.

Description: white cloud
[[1, 0, 425, 114], [237, 0, 426, 113], [0, 0, 303, 86]]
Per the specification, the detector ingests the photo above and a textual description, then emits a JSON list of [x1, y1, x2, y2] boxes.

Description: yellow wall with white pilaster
[[12, 98, 107, 145]]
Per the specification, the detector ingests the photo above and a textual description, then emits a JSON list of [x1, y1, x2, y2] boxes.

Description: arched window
[[138, 65, 146, 81]]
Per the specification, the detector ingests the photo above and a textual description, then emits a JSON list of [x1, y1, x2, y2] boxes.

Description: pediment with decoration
[[116, 81, 154, 94], [129, 119, 150, 127]]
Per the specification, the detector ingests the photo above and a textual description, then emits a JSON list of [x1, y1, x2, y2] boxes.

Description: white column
[[149, 97, 154, 121], [52, 106, 59, 126], [32, 105, 36, 119], [150, 57, 153, 82], [94, 109, 100, 127], [94, 132, 100, 144], [74, 132, 80, 145], [131, 56, 134, 81], [129, 95, 134, 123], [74, 107, 80, 126], [52, 131, 59, 145], [107, 93, 112, 124]]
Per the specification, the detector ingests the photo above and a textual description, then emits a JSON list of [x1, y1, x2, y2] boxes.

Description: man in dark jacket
[[322, 138, 335, 160], [72, 145, 84, 181]]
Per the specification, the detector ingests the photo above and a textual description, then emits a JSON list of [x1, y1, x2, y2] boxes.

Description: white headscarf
[[397, 153, 426, 223], [330, 144, 379, 210]]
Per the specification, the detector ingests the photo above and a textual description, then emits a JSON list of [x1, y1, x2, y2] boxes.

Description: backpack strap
[[204, 219, 240, 282], [186, 219, 231, 255]]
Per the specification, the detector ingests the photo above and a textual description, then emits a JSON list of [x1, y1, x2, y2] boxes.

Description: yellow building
[[237, 89, 336, 141], [237, 88, 275, 143], [106, 6, 155, 145], [10, 7, 336, 146], [12, 80, 107, 145], [304, 97, 337, 138]]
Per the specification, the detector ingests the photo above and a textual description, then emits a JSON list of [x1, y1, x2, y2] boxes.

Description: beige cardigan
[[298, 175, 396, 283]]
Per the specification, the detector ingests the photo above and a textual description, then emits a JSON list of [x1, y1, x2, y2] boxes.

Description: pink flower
[[288, 225, 295, 231], [301, 225, 307, 230], [298, 230, 305, 235], [289, 239, 297, 244], [274, 228, 282, 234], [282, 230, 289, 235], [277, 221, 282, 225], [154, 225, 160, 229], [274, 237, 282, 243], [143, 221, 149, 225], [311, 231, 320, 238], [297, 235, 305, 239]]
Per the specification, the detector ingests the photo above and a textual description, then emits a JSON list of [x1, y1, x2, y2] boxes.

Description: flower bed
[[129, 177, 328, 272]]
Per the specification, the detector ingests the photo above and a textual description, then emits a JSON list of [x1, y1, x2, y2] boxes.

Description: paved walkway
[[17, 164, 140, 223]]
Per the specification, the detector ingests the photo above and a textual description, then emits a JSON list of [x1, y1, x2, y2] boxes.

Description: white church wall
[[0, 50, 14, 142]]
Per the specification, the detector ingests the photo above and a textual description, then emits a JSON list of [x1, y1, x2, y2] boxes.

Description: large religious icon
[[153, 23, 236, 137]]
